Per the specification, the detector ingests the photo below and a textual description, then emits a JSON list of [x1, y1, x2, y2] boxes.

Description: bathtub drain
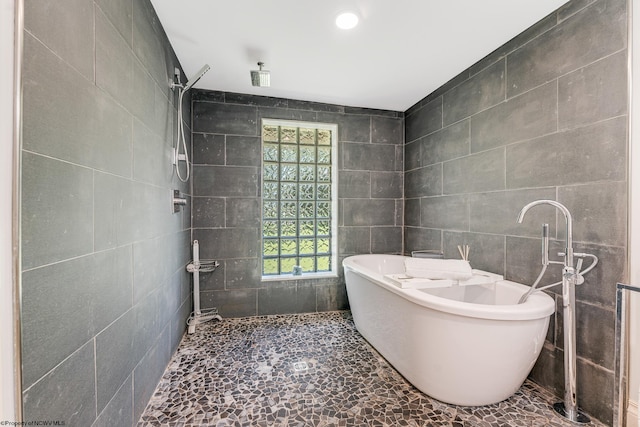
[[292, 361, 309, 372]]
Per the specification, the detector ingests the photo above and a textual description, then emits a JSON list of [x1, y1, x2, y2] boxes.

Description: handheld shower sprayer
[[183, 64, 210, 91], [173, 64, 210, 182], [541, 223, 549, 266]]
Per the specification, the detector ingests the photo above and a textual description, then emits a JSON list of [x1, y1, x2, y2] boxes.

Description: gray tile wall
[[21, 1, 191, 425], [191, 91, 404, 317], [403, 0, 627, 424]]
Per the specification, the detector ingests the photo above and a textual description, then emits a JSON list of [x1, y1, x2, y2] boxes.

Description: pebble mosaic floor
[[138, 311, 605, 427]]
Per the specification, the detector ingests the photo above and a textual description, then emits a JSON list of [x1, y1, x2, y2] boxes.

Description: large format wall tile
[[343, 199, 397, 226], [225, 259, 261, 289], [558, 49, 628, 130], [405, 164, 442, 198], [23, 341, 96, 427], [316, 283, 349, 311], [193, 228, 260, 259], [339, 171, 371, 198], [443, 231, 505, 274], [339, 227, 371, 255], [405, 97, 442, 143], [404, 227, 441, 254], [133, 235, 174, 303], [226, 198, 260, 227], [468, 188, 558, 237], [371, 172, 403, 199], [96, 7, 135, 113], [404, 198, 420, 227], [192, 133, 225, 165], [443, 148, 505, 195], [23, 34, 133, 178], [130, 58, 158, 129], [555, 300, 616, 370], [95, 310, 136, 412], [193, 165, 258, 197], [132, 0, 170, 88], [507, 0, 626, 98], [372, 116, 403, 144], [258, 106, 318, 122], [257, 283, 316, 315], [94, 172, 135, 250], [342, 143, 397, 171], [24, 0, 94, 81], [201, 289, 258, 318], [506, 117, 626, 189], [371, 227, 403, 254], [94, 375, 133, 427], [419, 120, 470, 167], [505, 236, 565, 288], [133, 326, 171, 421], [21, 247, 132, 388], [558, 181, 627, 247], [317, 112, 371, 143], [571, 242, 623, 309], [193, 102, 258, 135], [95, 0, 133, 47], [21, 153, 93, 270], [192, 197, 225, 228], [470, 81, 558, 152], [226, 135, 261, 166], [420, 195, 469, 231], [443, 59, 505, 126], [133, 118, 173, 186]]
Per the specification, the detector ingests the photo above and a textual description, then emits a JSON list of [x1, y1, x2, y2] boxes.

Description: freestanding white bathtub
[[343, 254, 555, 406]]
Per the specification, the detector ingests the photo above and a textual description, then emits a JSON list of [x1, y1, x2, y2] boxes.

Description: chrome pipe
[[12, 0, 24, 421], [614, 284, 634, 426], [192, 240, 201, 317]]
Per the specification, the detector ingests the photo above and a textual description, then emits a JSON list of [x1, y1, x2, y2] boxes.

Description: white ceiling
[[151, 0, 569, 112]]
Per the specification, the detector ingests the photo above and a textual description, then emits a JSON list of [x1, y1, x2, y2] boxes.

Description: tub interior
[[345, 254, 544, 308], [418, 282, 524, 305]]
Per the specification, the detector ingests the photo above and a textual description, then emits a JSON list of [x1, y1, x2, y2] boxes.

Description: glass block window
[[261, 120, 338, 278]]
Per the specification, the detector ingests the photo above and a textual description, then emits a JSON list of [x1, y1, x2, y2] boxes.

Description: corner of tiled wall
[[403, 0, 627, 423], [190, 91, 404, 317], [21, 0, 191, 425]]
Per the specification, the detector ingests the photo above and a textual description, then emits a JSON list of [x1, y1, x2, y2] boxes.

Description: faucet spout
[[516, 199, 573, 268]]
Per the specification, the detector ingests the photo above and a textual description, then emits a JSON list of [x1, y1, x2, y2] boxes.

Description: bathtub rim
[[343, 254, 555, 321]]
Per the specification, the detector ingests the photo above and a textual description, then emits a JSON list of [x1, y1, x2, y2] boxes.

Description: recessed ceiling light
[[335, 12, 359, 30]]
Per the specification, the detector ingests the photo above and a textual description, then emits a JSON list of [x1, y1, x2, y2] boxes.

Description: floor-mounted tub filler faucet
[[516, 200, 598, 424]]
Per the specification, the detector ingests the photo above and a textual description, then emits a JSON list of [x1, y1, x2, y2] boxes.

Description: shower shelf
[[186, 240, 221, 334]]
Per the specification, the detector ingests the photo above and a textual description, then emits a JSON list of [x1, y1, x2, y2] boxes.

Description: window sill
[[261, 272, 338, 282]]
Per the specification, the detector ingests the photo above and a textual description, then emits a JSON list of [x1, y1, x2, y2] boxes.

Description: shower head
[[183, 64, 210, 91], [250, 62, 270, 87]]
